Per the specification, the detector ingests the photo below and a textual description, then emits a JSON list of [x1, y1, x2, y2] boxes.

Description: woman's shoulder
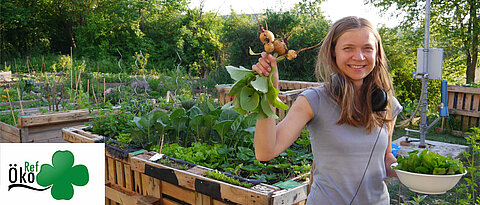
[[301, 83, 326, 97], [390, 95, 403, 118]]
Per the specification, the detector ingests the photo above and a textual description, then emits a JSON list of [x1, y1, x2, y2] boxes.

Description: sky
[[188, 0, 403, 27]]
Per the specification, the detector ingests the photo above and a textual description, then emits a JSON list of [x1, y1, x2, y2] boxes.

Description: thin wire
[[349, 121, 386, 205]]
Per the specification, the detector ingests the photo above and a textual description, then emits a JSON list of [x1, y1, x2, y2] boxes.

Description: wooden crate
[[0, 109, 93, 142], [215, 80, 321, 120], [446, 85, 480, 135], [130, 152, 308, 205]]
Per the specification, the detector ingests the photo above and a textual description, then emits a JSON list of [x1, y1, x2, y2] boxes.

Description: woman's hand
[[385, 152, 397, 177], [252, 52, 279, 89]]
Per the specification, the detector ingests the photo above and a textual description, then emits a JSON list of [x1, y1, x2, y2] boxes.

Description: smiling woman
[[333, 28, 377, 88], [252, 16, 403, 205]]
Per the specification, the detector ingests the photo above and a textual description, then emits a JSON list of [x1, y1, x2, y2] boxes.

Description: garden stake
[[70, 47, 73, 90], [398, 180, 400, 205], [26, 56, 31, 74], [74, 69, 82, 103], [16, 87, 24, 115], [60, 83, 66, 109], [103, 78, 106, 104], [158, 134, 165, 155], [5, 88, 17, 126], [45, 77, 52, 111], [92, 84, 98, 104], [27, 56, 35, 73], [70, 68, 73, 90], [87, 79, 89, 97], [41, 56, 44, 73]]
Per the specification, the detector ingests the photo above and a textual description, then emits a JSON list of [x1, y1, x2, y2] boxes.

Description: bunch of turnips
[[225, 16, 322, 119]]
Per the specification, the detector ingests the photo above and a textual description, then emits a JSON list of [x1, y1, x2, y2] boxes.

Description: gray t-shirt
[[301, 85, 402, 205]]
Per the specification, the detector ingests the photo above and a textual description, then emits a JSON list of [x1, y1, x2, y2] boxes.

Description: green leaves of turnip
[[226, 65, 288, 120]]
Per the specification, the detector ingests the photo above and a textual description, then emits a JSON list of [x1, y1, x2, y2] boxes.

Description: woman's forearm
[[254, 117, 278, 161]]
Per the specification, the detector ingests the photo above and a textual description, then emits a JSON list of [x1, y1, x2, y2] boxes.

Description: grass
[[389, 123, 476, 204]]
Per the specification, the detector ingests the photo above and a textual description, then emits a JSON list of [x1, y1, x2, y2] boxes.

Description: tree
[[367, 0, 479, 84]]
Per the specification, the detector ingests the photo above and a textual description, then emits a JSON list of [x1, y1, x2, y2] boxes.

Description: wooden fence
[[446, 85, 480, 135]]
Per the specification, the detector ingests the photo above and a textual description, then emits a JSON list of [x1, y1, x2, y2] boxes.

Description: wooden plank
[[134, 171, 143, 194], [448, 109, 480, 118], [447, 92, 455, 109], [162, 181, 196, 204], [0, 131, 21, 142], [162, 198, 181, 205], [142, 174, 161, 198], [62, 127, 99, 143], [196, 193, 212, 205], [18, 109, 93, 127], [116, 160, 125, 188], [23, 128, 65, 143], [471, 95, 480, 128], [271, 183, 309, 205], [108, 157, 117, 184], [456, 93, 464, 110], [464, 93, 473, 111], [125, 164, 134, 192], [213, 199, 229, 205], [105, 157, 108, 185], [448, 85, 480, 95], [462, 93, 472, 130], [106, 182, 137, 205], [219, 182, 270, 205], [106, 182, 161, 205], [0, 121, 20, 135]]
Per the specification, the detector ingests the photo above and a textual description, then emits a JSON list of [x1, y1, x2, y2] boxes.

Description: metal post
[[419, 0, 431, 147]]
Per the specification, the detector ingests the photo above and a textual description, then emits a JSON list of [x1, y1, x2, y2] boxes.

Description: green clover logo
[[36, 150, 89, 200]]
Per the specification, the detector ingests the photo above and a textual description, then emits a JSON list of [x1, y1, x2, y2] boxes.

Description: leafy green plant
[[0, 110, 18, 126], [168, 108, 189, 145], [190, 113, 217, 143], [394, 149, 465, 175], [131, 110, 168, 150], [116, 133, 133, 149], [457, 127, 480, 204], [204, 170, 252, 188], [85, 107, 135, 138], [225, 66, 288, 119], [401, 195, 427, 205]]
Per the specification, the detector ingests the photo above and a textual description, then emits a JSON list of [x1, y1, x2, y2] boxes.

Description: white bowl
[[392, 163, 467, 194]]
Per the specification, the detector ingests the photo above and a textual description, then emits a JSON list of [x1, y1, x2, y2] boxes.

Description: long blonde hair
[[315, 16, 395, 133]]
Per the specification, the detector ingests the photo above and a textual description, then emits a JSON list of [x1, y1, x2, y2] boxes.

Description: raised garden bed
[[62, 126, 310, 205], [130, 151, 309, 205], [0, 109, 93, 142]]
